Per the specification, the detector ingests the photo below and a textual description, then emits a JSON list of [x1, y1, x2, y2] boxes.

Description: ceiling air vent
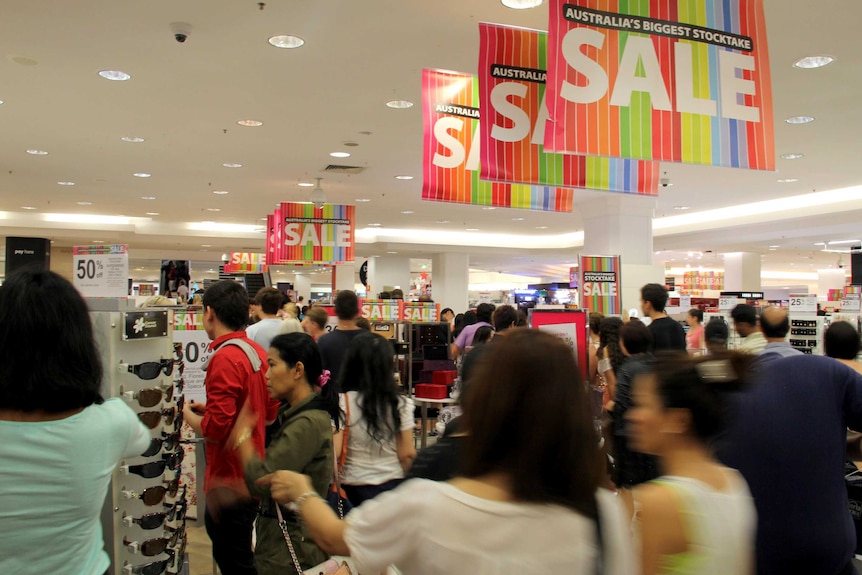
[[323, 164, 366, 174]]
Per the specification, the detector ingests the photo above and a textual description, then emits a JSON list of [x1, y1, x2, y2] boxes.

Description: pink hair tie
[[318, 369, 331, 388]]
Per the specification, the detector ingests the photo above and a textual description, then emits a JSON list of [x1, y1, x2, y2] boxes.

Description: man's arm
[[200, 353, 245, 442]]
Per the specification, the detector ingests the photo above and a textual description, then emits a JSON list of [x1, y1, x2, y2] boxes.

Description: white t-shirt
[[344, 479, 637, 575], [246, 318, 283, 350], [339, 391, 415, 485]]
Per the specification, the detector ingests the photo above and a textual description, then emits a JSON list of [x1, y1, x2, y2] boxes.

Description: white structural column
[[367, 256, 410, 296], [331, 263, 356, 294], [581, 195, 663, 312], [723, 252, 761, 291], [292, 273, 311, 303], [431, 252, 469, 313], [817, 269, 846, 296]]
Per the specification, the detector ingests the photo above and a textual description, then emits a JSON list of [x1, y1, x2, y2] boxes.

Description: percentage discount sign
[[72, 244, 129, 297]]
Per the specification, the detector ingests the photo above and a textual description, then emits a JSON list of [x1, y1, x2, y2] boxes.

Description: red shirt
[[200, 331, 279, 494]]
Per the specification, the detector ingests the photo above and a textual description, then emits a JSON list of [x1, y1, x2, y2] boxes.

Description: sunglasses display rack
[[88, 302, 190, 575], [789, 315, 826, 355]]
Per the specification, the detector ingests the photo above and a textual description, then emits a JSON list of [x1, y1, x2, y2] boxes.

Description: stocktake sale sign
[[478, 22, 659, 195], [545, 0, 774, 171], [580, 255, 622, 315], [264, 202, 355, 265], [422, 68, 574, 212]]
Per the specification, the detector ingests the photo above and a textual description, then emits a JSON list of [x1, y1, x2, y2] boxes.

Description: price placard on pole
[[841, 296, 861, 312], [718, 297, 739, 311], [72, 244, 129, 297], [679, 295, 692, 310], [789, 294, 818, 315]]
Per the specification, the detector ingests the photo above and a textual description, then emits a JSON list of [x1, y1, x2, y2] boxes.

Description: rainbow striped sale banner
[[580, 255, 622, 314], [479, 22, 659, 194], [264, 202, 355, 265], [422, 68, 574, 212], [545, 0, 774, 171]]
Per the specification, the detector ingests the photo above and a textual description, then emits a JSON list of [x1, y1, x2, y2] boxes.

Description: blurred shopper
[[715, 354, 862, 575], [611, 320, 658, 487], [730, 304, 766, 354], [338, 332, 416, 505], [626, 352, 756, 575], [760, 306, 801, 357], [641, 283, 686, 351], [0, 268, 151, 575], [440, 307, 455, 326], [301, 306, 329, 341], [257, 329, 636, 574], [704, 317, 730, 355], [825, 321, 862, 375], [597, 317, 625, 409], [233, 333, 340, 574], [247, 287, 285, 350], [685, 308, 705, 354], [451, 303, 494, 359], [317, 291, 364, 382]]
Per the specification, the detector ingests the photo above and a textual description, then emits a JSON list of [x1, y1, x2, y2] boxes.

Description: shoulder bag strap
[[275, 504, 305, 575]]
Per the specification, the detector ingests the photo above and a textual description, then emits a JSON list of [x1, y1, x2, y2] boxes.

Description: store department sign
[[264, 202, 355, 265], [72, 244, 129, 298], [545, 0, 774, 171], [122, 311, 169, 341], [422, 68, 573, 212], [478, 22, 659, 195], [579, 255, 621, 315]]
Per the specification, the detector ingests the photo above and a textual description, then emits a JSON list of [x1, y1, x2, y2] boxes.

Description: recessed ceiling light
[[674, 206, 691, 210], [57, 181, 75, 186], [99, 70, 131, 81], [512, 217, 525, 221], [0, 100, 4, 105], [785, 115, 815, 124], [394, 175, 414, 180], [387, 251, 398, 254], [268, 35, 305, 49], [466, 228, 480, 232], [769, 245, 781, 248], [146, 212, 160, 216], [298, 182, 315, 187], [401, 210, 415, 214], [133, 172, 152, 178], [21, 206, 37, 210], [201, 244, 212, 247], [436, 220, 451, 224], [92, 240, 105, 244], [535, 226, 548, 229], [330, 152, 351, 158], [777, 178, 798, 183], [121, 136, 145, 143], [140, 196, 157, 200], [814, 242, 826, 246], [502, 0, 544, 7], [386, 100, 414, 109], [206, 208, 221, 212], [26, 149, 48, 155], [222, 163, 242, 168], [237, 119, 263, 127], [77, 201, 92, 206], [793, 55, 835, 69], [368, 223, 382, 227], [482, 207, 496, 211], [355, 198, 371, 202], [213, 190, 229, 195], [780, 153, 805, 160]]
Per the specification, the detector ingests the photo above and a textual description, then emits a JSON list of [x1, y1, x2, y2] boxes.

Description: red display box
[[414, 384, 449, 399], [432, 370, 457, 385]]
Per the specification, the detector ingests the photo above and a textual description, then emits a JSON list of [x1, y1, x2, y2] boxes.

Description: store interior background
[[1, 0, 861, 309]]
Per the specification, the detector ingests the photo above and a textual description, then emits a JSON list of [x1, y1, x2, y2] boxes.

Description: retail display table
[[412, 395, 458, 448]]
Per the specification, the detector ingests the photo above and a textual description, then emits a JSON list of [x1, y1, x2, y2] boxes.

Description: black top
[[648, 316, 686, 352], [714, 354, 862, 575], [611, 353, 658, 488], [406, 433, 466, 482], [317, 328, 365, 383]]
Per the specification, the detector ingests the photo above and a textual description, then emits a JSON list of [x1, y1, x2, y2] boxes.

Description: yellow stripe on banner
[[694, 0, 712, 165]]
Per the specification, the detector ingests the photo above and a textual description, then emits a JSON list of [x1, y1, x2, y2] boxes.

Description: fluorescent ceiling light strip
[[42, 213, 130, 225], [356, 227, 584, 249], [186, 222, 262, 233]]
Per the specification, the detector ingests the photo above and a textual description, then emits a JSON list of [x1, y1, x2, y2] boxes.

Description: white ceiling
[[1, 0, 861, 282]]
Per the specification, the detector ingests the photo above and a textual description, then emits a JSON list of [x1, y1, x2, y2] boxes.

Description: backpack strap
[[202, 338, 263, 372]]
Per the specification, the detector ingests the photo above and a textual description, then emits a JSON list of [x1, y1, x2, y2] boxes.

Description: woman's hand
[[255, 470, 314, 504]]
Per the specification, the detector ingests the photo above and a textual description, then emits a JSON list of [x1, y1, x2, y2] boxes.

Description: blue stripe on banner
[[624, 159, 631, 192], [707, 4, 722, 167]]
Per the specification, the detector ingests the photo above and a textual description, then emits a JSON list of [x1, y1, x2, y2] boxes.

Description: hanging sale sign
[[265, 203, 355, 265], [545, 0, 774, 171], [579, 255, 622, 315], [223, 252, 268, 274], [422, 68, 574, 212], [478, 22, 659, 195], [72, 244, 129, 298]]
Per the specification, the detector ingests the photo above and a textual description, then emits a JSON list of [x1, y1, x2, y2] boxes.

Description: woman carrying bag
[[233, 332, 341, 574]]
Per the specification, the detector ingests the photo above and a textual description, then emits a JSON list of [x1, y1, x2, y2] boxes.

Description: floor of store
[[186, 520, 216, 575]]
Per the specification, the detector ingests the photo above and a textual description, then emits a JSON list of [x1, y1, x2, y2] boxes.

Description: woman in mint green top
[[0, 269, 151, 575], [625, 352, 757, 575]]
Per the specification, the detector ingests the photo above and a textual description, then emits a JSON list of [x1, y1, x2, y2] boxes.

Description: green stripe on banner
[[631, 0, 651, 159], [618, 0, 632, 159]]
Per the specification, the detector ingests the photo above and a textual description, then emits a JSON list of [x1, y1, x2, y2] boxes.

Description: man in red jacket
[[183, 280, 279, 575]]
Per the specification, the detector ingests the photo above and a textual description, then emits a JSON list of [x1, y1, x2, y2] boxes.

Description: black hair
[[688, 309, 704, 323], [517, 309, 528, 327], [203, 280, 249, 331], [492, 304, 518, 332], [441, 308, 454, 318], [471, 325, 495, 346], [334, 290, 359, 320], [475, 303, 496, 324], [705, 317, 729, 345], [255, 287, 283, 315], [377, 291, 392, 299], [641, 283, 669, 313], [390, 288, 404, 300], [651, 351, 750, 442], [452, 313, 466, 338], [0, 267, 104, 412], [463, 310, 478, 325], [824, 321, 861, 360], [620, 320, 653, 355], [269, 333, 341, 430], [598, 316, 625, 372], [589, 312, 604, 335], [338, 332, 400, 444], [760, 310, 790, 339], [730, 304, 757, 327]]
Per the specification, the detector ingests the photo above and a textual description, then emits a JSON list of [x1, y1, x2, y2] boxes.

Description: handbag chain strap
[[331, 394, 351, 519], [275, 504, 305, 575]]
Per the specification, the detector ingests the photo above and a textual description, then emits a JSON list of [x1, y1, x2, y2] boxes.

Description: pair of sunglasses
[[122, 479, 180, 506], [123, 527, 184, 557], [125, 502, 185, 531], [120, 359, 176, 381], [125, 546, 183, 575], [124, 460, 167, 479], [162, 450, 184, 471], [138, 407, 177, 430], [141, 431, 181, 457], [125, 385, 174, 409]]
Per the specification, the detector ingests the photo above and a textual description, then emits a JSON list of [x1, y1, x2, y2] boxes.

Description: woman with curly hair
[[597, 316, 626, 409]]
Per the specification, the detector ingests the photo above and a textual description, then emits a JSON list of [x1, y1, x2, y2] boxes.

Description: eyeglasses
[[123, 460, 166, 479], [141, 431, 181, 457], [124, 385, 173, 408], [137, 407, 177, 430], [120, 359, 175, 380], [162, 450, 184, 471], [123, 527, 184, 556], [125, 511, 168, 530], [124, 558, 169, 575], [122, 478, 180, 506]]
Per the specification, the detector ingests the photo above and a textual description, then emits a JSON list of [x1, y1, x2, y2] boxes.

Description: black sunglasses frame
[[125, 359, 175, 380]]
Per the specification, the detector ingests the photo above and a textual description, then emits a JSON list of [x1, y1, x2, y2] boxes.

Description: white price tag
[[718, 297, 739, 311], [841, 298, 861, 312], [789, 294, 818, 314], [72, 244, 129, 298], [680, 295, 692, 309]]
